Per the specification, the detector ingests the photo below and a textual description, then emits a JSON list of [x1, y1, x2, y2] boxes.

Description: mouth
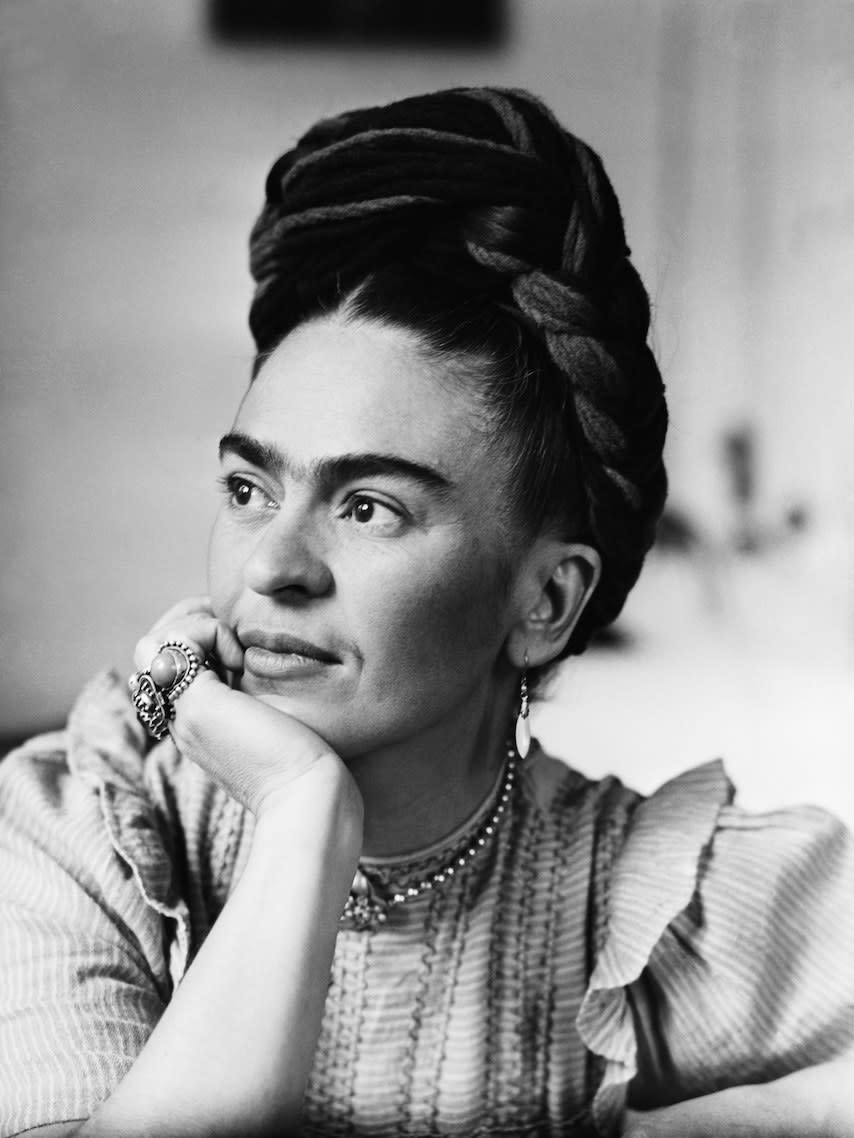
[[237, 627, 341, 680]]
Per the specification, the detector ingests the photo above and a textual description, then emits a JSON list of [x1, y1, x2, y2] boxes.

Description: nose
[[243, 507, 333, 599]]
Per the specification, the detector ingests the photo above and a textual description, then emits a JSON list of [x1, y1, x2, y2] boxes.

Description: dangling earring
[[515, 654, 531, 760]]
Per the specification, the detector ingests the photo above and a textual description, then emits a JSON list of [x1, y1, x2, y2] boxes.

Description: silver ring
[[128, 639, 204, 740]]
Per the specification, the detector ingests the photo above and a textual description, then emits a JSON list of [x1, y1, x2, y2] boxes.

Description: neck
[[348, 673, 517, 859]]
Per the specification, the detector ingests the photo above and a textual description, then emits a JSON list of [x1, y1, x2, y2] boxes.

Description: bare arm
[[80, 752, 360, 1136], [14, 777, 353, 1138], [623, 1052, 854, 1137], [68, 607, 363, 1137]]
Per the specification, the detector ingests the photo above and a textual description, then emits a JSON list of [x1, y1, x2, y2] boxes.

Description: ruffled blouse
[[0, 671, 852, 1137]]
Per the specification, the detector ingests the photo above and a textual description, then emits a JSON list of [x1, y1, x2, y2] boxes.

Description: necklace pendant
[[341, 869, 389, 931], [339, 750, 518, 931]]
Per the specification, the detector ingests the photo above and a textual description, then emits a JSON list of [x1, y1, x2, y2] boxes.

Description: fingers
[[211, 620, 245, 674], [133, 600, 244, 675], [131, 604, 360, 825], [134, 614, 206, 673], [133, 596, 212, 670]]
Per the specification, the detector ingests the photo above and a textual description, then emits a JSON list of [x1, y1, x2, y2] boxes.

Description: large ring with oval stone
[[128, 639, 204, 740]]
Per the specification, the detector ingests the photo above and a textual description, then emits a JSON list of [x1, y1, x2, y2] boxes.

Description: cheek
[[206, 514, 243, 619], [363, 539, 511, 682]]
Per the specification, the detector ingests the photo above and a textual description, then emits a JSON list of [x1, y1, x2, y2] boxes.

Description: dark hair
[[248, 87, 668, 684]]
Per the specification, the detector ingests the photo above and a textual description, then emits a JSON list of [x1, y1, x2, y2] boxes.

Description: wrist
[[252, 757, 364, 876]]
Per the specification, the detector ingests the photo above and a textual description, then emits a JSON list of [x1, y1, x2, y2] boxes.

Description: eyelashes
[[340, 493, 406, 533], [217, 473, 274, 512], [217, 474, 408, 534]]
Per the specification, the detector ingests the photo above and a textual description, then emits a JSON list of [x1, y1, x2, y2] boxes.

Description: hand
[[133, 593, 246, 687], [133, 597, 363, 833]]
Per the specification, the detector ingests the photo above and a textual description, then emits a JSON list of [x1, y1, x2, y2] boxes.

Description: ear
[[505, 542, 602, 669]]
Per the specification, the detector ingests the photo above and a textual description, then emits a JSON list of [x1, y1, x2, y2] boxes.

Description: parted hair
[[248, 87, 668, 672]]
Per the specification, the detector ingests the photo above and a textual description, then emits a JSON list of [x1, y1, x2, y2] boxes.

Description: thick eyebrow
[[219, 433, 283, 475], [218, 432, 454, 497]]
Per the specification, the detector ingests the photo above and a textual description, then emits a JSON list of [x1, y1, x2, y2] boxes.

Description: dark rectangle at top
[[208, 0, 507, 47]]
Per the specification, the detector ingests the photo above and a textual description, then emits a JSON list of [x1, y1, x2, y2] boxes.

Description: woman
[[1, 88, 852, 1138]]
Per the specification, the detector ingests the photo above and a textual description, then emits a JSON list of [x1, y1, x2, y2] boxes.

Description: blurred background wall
[[2, 0, 852, 821]]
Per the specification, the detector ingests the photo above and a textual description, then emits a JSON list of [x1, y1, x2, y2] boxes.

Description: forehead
[[234, 316, 493, 478]]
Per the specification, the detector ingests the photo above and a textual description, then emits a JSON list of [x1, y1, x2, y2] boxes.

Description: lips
[[237, 627, 341, 679], [239, 628, 339, 661]]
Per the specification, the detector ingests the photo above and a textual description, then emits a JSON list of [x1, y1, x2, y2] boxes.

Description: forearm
[[624, 1052, 854, 1137], [79, 762, 362, 1138]]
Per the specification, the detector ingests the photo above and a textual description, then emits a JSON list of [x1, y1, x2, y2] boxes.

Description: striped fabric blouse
[[1, 671, 852, 1136]]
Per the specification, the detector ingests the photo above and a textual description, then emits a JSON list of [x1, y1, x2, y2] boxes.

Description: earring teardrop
[[515, 663, 531, 759]]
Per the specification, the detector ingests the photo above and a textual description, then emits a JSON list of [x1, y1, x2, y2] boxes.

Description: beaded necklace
[[340, 743, 518, 931]]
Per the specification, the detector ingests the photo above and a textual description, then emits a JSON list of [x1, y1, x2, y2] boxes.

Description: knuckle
[[133, 637, 157, 670]]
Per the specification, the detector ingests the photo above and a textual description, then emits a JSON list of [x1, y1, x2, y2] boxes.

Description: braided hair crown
[[249, 87, 668, 663]]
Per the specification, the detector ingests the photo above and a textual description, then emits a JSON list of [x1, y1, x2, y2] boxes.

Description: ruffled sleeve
[[0, 672, 190, 1135], [575, 759, 854, 1135]]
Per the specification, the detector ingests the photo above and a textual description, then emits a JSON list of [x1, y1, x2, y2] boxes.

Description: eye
[[341, 493, 405, 533], [218, 474, 275, 512]]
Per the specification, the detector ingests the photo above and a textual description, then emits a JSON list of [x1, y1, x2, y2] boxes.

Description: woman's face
[[208, 313, 525, 757]]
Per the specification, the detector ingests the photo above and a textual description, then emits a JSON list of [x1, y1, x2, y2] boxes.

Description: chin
[[245, 685, 355, 753], [238, 674, 436, 760]]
